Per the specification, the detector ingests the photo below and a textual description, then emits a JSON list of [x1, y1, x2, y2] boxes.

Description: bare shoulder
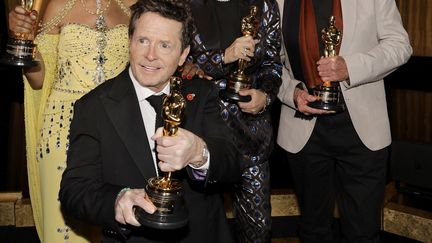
[[42, 0, 71, 20], [40, 0, 75, 33], [122, 0, 137, 7]]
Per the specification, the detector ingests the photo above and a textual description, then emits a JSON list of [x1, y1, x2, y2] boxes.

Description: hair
[[128, 0, 194, 51]]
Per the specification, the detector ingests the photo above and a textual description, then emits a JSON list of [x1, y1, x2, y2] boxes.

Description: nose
[[145, 44, 157, 61]]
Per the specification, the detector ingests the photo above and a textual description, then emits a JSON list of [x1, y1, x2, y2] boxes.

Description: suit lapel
[[101, 69, 157, 179], [180, 80, 200, 129]]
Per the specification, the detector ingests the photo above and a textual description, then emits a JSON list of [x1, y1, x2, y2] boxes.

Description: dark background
[[0, 0, 431, 242]]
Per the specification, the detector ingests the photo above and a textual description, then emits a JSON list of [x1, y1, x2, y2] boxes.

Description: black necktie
[[146, 94, 165, 130], [146, 94, 165, 176]]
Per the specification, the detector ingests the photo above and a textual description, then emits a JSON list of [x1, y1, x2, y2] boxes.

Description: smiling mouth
[[142, 65, 160, 71]]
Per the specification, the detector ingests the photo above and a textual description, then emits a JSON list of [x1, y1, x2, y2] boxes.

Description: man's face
[[129, 12, 189, 92]]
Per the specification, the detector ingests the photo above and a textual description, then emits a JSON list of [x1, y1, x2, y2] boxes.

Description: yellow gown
[[24, 23, 129, 242]]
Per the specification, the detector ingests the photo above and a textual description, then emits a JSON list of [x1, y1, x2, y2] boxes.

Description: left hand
[[316, 56, 349, 82], [152, 128, 204, 171], [114, 188, 156, 226], [179, 61, 213, 80], [237, 89, 267, 115]]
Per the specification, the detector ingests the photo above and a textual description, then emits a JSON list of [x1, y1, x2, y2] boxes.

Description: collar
[[129, 67, 170, 101]]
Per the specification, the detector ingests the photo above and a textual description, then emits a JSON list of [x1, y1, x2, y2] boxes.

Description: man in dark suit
[[59, 1, 240, 242]]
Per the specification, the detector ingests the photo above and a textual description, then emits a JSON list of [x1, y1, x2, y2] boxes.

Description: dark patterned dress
[[189, 0, 282, 242]]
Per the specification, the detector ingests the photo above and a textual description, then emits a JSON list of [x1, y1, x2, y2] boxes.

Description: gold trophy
[[309, 16, 346, 112], [134, 77, 188, 229], [0, 0, 46, 67], [219, 6, 259, 102]]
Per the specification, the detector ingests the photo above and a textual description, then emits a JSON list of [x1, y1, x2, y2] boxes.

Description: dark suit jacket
[[59, 69, 240, 243]]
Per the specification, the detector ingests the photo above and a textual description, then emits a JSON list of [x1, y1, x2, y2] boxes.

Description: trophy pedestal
[[309, 83, 345, 113], [219, 72, 252, 102], [0, 39, 38, 67], [219, 89, 251, 102], [134, 177, 188, 230]]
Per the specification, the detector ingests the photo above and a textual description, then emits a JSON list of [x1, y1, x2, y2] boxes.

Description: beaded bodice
[[51, 24, 129, 96], [38, 24, 129, 161]]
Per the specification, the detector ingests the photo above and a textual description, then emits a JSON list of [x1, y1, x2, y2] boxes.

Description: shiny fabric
[[26, 24, 129, 243], [189, 0, 282, 242]]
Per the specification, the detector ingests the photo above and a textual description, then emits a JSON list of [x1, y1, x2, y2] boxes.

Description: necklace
[[93, 0, 108, 84], [216, 0, 231, 2], [81, 0, 111, 15]]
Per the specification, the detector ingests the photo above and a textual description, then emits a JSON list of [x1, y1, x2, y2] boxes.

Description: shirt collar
[[129, 67, 170, 101]]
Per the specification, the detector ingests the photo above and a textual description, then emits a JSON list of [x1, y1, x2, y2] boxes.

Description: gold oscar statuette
[[134, 77, 188, 230], [309, 15, 346, 112], [219, 5, 259, 102], [0, 0, 47, 67]]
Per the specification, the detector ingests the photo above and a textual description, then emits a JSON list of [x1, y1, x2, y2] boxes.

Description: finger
[[114, 206, 127, 225], [237, 101, 247, 109], [240, 55, 251, 62], [141, 194, 157, 213], [181, 64, 192, 78], [13, 9, 35, 24], [155, 135, 174, 149], [244, 47, 255, 57], [238, 89, 253, 96], [302, 106, 326, 115], [185, 66, 199, 80], [303, 91, 317, 101], [204, 75, 213, 80], [151, 127, 164, 140], [123, 207, 141, 227], [29, 10, 38, 19], [13, 6, 27, 14], [158, 161, 176, 172], [316, 57, 330, 65], [196, 69, 213, 80], [240, 108, 258, 115]]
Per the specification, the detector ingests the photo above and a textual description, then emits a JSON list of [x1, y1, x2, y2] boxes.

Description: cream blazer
[[276, 0, 412, 153]]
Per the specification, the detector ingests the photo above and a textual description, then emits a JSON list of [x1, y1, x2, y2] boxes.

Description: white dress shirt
[[129, 68, 209, 177]]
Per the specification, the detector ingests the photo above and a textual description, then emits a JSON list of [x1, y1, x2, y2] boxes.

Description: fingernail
[[187, 75, 192, 80]]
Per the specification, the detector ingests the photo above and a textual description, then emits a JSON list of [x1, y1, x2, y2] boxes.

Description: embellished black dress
[[189, 0, 282, 242]]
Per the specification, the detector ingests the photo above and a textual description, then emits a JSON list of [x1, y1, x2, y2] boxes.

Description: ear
[[178, 45, 190, 67]]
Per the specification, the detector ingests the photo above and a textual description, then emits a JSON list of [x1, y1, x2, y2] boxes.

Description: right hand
[[114, 188, 156, 226], [8, 6, 38, 34], [223, 36, 258, 64], [294, 87, 332, 115]]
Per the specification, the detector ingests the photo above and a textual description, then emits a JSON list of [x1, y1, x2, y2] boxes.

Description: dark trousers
[[287, 111, 388, 243]]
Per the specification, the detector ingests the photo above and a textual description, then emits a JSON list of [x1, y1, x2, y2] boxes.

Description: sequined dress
[[24, 24, 129, 242]]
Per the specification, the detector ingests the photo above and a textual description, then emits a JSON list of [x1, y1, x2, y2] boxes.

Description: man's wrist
[[189, 140, 209, 169]]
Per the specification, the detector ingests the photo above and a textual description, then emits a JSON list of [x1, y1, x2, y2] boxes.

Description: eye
[[138, 38, 150, 45], [158, 41, 173, 54], [160, 42, 171, 49]]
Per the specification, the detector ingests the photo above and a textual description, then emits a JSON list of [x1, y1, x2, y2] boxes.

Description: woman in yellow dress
[[8, 0, 134, 241]]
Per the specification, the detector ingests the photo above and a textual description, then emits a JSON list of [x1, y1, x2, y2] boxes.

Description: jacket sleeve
[[342, 0, 412, 89], [59, 97, 127, 237], [188, 81, 241, 185], [254, 0, 283, 107]]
